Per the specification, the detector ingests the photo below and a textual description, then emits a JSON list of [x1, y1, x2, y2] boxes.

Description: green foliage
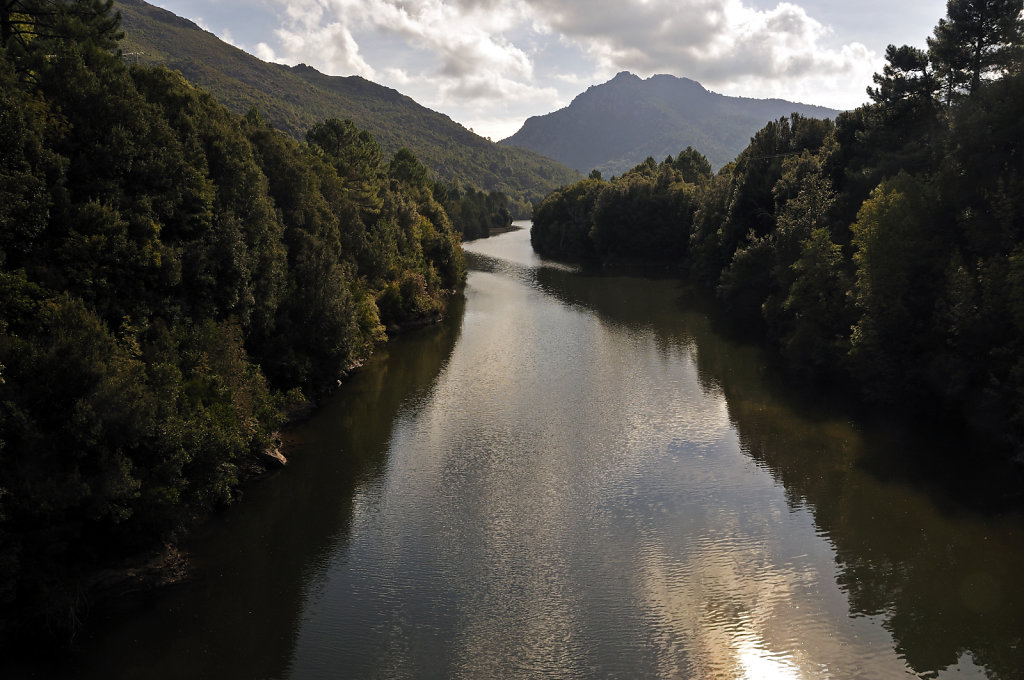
[[671, 146, 714, 184], [849, 174, 948, 398], [530, 178, 604, 261], [0, 3, 464, 637], [437, 184, 513, 241], [531, 148, 711, 265], [868, 44, 937, 107], [0, 54, 55, 266], [389, 147, 428, 187], [927, 0, 1023, 97], [307, 118, 384, 218], [780, 228, 852, 375], [2, 0, 123, 77], [591, 165, 699, 263], [686, 164, 735, 287]]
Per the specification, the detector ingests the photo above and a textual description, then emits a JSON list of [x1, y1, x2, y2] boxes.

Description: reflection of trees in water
[[470, 251, 699, 355], [722, 399, 1024, 679], [519, 258, 1024, 680], [688, 312, 1024, 680], [58, 302, 466, 680]]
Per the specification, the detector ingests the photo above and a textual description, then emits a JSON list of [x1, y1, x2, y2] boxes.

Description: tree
[[388, 147, 429, 188], [780, 228, 852, 376], [0, 2, 470, 638], [1, 0, 122, 75], [927, 0, 1024, 98], [530, 178, 603, 261], [671, 146, 713, 184], [760, 153, 846, 354], [590, 167, 698, 263], [0, 53, 55, 268], [868, 44, 937, 108], [306, 118, 384, 217], [849, 173, 950, 401]]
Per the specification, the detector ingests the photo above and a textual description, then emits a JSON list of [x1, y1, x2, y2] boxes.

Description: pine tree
[[927, 0, 1024, 98]]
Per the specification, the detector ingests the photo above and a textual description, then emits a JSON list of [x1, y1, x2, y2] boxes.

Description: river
[[42, 224, 1024, 679]]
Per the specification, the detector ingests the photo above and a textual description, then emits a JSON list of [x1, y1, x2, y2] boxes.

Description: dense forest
[[0, 0, 498, 639], [533, 0, 1024, 458]]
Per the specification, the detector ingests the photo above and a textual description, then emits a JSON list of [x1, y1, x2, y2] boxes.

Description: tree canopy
[[0, 0, 467, 639]]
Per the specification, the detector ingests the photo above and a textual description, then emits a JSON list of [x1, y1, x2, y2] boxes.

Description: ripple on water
[[40, 227, 1022, 680]]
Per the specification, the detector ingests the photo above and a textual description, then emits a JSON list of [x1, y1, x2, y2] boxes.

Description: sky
[[149, 0, 951, 141]]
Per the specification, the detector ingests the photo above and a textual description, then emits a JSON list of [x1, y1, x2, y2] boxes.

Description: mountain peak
[[501, 73, 839, 175], [602, 72, 707, 92], [647, 73, 706, 91]]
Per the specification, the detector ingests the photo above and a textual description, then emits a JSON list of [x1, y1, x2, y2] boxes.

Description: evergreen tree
[[928, 0, 1024, 97], [1, 0, 122, 77]]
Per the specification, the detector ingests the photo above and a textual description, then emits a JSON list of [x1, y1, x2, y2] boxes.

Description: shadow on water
[[28, 296, 466, 680], [474, 242, 1024, 504], [471, 234, 1024, 680]]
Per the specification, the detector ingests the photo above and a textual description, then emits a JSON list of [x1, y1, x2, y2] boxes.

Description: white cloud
[[383, 66, 413, 85], [528, 0, 879, 108], [465, 114, 531, 141], [275, 20, 378, 78], [219, 28, 238, 47], [254, 41, 280, 62], [254, 0, 886, 137], [272, 0, 536, 88]]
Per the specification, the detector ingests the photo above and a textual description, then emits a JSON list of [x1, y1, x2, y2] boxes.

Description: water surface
[[47, 224, 1024, 679]]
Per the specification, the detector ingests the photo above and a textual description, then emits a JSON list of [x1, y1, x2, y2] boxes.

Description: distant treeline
[[0, 0, 507, 638], [533, 0, 1024, 457], [441, 184, 513, 241]]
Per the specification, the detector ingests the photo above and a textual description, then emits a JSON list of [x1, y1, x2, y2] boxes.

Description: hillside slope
[[501, 72, 840, 175], [115, 0, 579, 211]]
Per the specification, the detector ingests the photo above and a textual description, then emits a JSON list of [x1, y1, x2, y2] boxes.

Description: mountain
[[500, 72, 841, 176], [114, 0, 579, 212]]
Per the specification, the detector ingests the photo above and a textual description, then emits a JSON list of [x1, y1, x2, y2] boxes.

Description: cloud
[[254, 41, 281, 62], [260, 0, 881, 137], [266, 0, 557, 121], [275, 19, 378, 78], [528, 0, 877, 105], [218, 28, 239, 47]]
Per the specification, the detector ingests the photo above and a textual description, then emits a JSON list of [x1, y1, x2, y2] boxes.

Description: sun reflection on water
[[736, 637, 802, 680]]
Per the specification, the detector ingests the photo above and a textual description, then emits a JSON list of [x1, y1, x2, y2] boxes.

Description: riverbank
[[0, 284, 467, 655], [488, 224, 521, 237]]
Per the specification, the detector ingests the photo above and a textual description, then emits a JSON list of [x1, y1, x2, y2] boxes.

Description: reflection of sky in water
[[285, 229, 1000, 679]]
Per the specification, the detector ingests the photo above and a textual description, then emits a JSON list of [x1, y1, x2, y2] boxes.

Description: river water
[[47, 224, 1024, 679]]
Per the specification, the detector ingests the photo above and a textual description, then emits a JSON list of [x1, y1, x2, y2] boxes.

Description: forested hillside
[[532, 0, 1024, 459], [501, 71, 838, 176], [0, 0, 469, 638], [114, 0, 580, 216]]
